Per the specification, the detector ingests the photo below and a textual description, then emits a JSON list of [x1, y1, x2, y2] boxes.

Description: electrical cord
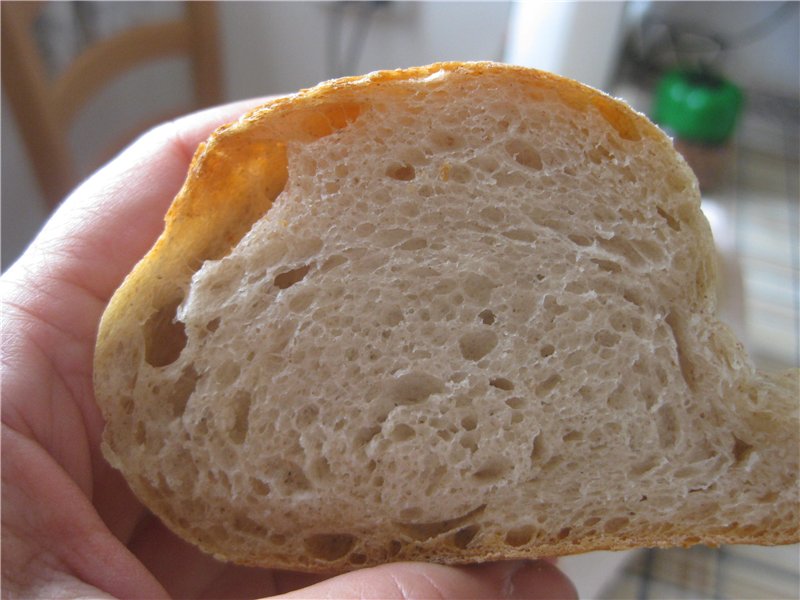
[[625, 1, 798, 74], [721, 1, 798, 50]]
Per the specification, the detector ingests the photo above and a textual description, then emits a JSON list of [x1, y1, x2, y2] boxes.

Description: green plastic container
[[653, 69, 743, 145]]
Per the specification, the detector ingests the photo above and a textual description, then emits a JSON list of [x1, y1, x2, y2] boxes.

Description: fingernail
[[507, 559, 578, 600], [501, 561, 531, 598]]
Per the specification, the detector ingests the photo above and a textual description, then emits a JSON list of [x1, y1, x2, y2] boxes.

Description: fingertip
[[272, 560, 578, 600], [507, 559, 578, 600]]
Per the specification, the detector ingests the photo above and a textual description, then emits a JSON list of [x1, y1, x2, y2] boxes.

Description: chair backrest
[[2, 1, 222, 209]]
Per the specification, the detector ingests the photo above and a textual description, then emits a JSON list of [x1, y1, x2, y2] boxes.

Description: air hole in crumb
[[599, 236, 644, 268], [267, 459, 312, 493], [461, 416, 478, 431], [623, 289, 644, 307], [399, 237, 427, 251], [386, 162, 416, 181], [506, 397, 524, 409], [459, 433, 478, 452], [463, 273, 496, 303], [665, 311, 696, 392], [274, 264, 311, 289], [453, 525, 480, 548], [587, 145, 612, 164], [167, 366, 198, 418], [437, 428, 454, 441], [557, 527, 571, 540], [562, 430, 583, 443], [540, 344, 555, 358], [480, 206, 504, 223], [594, 330, 620, 347], [134, 421, 146, 445], [489, 377, 514, 391], [390, 424, 416, 442], [478, 309, 496, 325], [633, 239, 663, 262], [233, 514, 268, 536], [289, 289, 315, 312], [387, 372, 445, 406], [568, 234, 592, 247], [206, 317, 221, 332], [382, 307, 404, 327], [449, 164, 473, 183], [732, 435, 754, 465], [229, 391, 252, 444], [459, 330, 498, 361], [355, 223, 375, 237], [266, 533, 284, 546], [592, 99, 641, 141], [387, 540, 402, 556], [506, 139, 543, 170], [310, 456, 333, 481], [502, 229, 537, 243], [591, 258, 623, 274], [656, 405, 678, 449], [303, 533, 356, 561], [250, 477, 271, 496], [430, 130, 463, 150], [505, 525, 535, 547], [295, 404, 319, 428], [400, 507, 423, 521], [355, 426, 381, 448], [535, 374, 561, 396], [144, 297, 187, 367], [217, 361, 241, 387], [395, 505, 486, 541], [320, 254, 347, 272], [349, 553, 367, 565], [530, 434, 545, 461], [603, 517, 629, 534], [543, 295, 568, 316], [472, 459, 510, 482], [657, 206, 681, 231], [542, 455, 564, 473], [758, 491, 778, 503]]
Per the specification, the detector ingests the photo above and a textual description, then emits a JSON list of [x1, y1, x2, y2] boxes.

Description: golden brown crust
[[95, 62, 799, 573]]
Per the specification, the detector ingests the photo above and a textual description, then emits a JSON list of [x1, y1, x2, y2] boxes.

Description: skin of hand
[[0, 99, 578, 600]]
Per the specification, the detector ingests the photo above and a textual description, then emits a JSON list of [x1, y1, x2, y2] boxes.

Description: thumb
[[270, 560, 578, 599]]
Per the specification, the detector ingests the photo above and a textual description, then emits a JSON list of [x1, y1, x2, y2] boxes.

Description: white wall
[[505, 1, 628, 91], [1, 95, 51, 269]]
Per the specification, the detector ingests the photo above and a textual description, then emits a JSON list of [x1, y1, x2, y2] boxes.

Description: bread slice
[[94, 62, 799, 572]]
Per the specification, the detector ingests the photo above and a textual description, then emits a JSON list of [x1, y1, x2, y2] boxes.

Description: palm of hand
[[1, 101, 575, 600]]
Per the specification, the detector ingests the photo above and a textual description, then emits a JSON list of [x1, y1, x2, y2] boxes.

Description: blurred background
[[2, 2, 798, 597]]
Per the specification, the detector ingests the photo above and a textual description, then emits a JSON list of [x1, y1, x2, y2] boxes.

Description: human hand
[[1, 99, 578, 599]]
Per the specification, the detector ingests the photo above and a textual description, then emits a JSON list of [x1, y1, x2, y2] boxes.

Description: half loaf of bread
[[94, 62, 799, 572]]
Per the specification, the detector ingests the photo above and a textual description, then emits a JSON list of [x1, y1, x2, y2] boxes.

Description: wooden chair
[[2, 1, 222, 209]]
